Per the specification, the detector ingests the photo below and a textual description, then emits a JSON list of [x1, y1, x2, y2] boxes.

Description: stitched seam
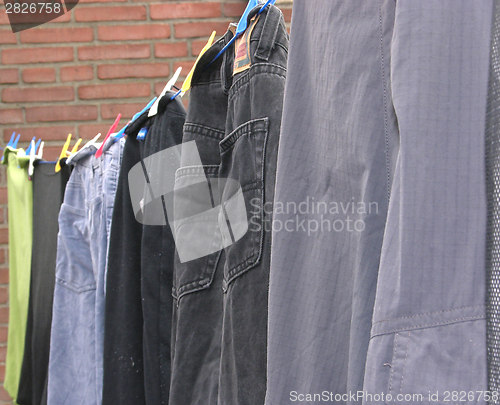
[[378, 0, 391, 203], [388, 332, 399, 398], [399, 331, 411, 394], [373, 305, 486, 325], [372, 315, 486, 337]]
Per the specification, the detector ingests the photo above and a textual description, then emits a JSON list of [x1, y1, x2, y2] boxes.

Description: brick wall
[[0, 0, 292, 403]]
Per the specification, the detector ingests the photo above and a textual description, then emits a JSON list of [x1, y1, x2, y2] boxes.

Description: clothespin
[[95, 114, 121, 159], [149, 67, 182, 117], [171, 31, 217, 100], [114, 97, 158, 139], [28, 139, 44, 179], [66, 138, 82, 157], [204, 0, 276, 70], [55, 134, 72, 173]]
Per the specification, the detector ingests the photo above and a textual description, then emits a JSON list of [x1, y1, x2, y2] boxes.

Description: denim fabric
[[170, 6, 287, 405], [139, 93, 186, 405], [169, 29, 232, 405], [102, 133, 147, 405], [48, 139, 124, 405], [218, 5, 288, 405]]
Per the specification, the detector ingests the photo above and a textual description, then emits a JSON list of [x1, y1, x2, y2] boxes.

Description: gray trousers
[[266, 1, 492, 404]]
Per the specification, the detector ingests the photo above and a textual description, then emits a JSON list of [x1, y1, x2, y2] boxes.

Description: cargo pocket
[[363, 306, 487, 405], [218, 117, 269, 290], [172, 165, 223, 302]]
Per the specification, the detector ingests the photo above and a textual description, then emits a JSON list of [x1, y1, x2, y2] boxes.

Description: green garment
[[2, 147, 32, 401]]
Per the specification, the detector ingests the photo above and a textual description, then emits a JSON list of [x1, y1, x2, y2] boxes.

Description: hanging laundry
[[17, 160, 71, 405], [47, 137, 124, 405], [2, 146, 33, 403]]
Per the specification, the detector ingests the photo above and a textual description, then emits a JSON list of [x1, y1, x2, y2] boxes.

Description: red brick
[[182, 98, 189, 110], [0, 289, 7, 305], [75, 6, 146, 22], [78, 44, 150, 61], [0, 269, 8, 285], [2, 86, 74, 103], [192, 39, 211, 56], [174, 21, 229, 38], [0, 189, 6, 205], [0, 230, 7, 245], [26, 105, 97, 123], [52, 12, 71, 23], [154, 79, 182, 96], [0, 309, 8, 324], [0, 347, 6, 363], [0, 210, 4, 225], [0, 365, 6, 381], [42, 146, 65, 162], [174, 61, 195, 74], [22, 68, 56, 83], [20, 27, 93, 43], [0, 11, 9, 24], [3, 126, 75, 142], [282, 7, 292, 23], [60, 66, 93, 82], [0, 249, 6, 265], [98, 63, 170, 80], [79, 83, 150, 99], [0, 69, 18, 84], [101, 102, 145, 120], [0, 385, 10, 402], [0, 109, 23, 125], [98, 24, 170, 41], [155, 42, 188, 58], [2, 47, 73, 64], [223, 2, 246, 17], [0, 29, 16, 44], [78, 124, 114, 139], [150, 2, 221, 20]]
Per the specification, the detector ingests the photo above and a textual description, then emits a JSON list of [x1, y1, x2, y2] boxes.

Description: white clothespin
[[28, 139, 44, 179], [149, 67, 183, 117]]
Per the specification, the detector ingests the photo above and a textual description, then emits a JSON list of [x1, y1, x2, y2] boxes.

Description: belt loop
[[255, 5, 281, 61]]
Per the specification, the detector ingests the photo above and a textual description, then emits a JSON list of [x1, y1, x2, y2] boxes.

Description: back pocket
[[219, 117, 269, 289], [172, 165, 223, 301]]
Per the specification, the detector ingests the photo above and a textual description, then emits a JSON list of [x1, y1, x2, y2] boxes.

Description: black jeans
[[169, 29, 232, 405], [140, 93, 186, 405], [218, 5, 288, 405], [169, 5, 288, 405], [103, 133, 146, 405]]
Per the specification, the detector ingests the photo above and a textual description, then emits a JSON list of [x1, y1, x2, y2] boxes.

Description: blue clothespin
[[137, 127, 149, 141], [12, 133, 20, 149], [34, 138, 42, 154], [204, 0, 276, 70], [25, 137, 36, 155], [113, 97, 157, 140]]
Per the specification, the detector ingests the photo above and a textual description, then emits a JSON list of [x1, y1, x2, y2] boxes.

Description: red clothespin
[[95, 114, 121, 158]]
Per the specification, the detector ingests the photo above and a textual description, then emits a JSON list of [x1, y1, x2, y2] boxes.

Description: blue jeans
[[48, 139, 124, 405]]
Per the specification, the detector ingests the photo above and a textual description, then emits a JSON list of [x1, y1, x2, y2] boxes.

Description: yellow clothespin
[[66, 138, 82, 157], [180, 31, 217, 95], [55, 134, 72, 173]]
